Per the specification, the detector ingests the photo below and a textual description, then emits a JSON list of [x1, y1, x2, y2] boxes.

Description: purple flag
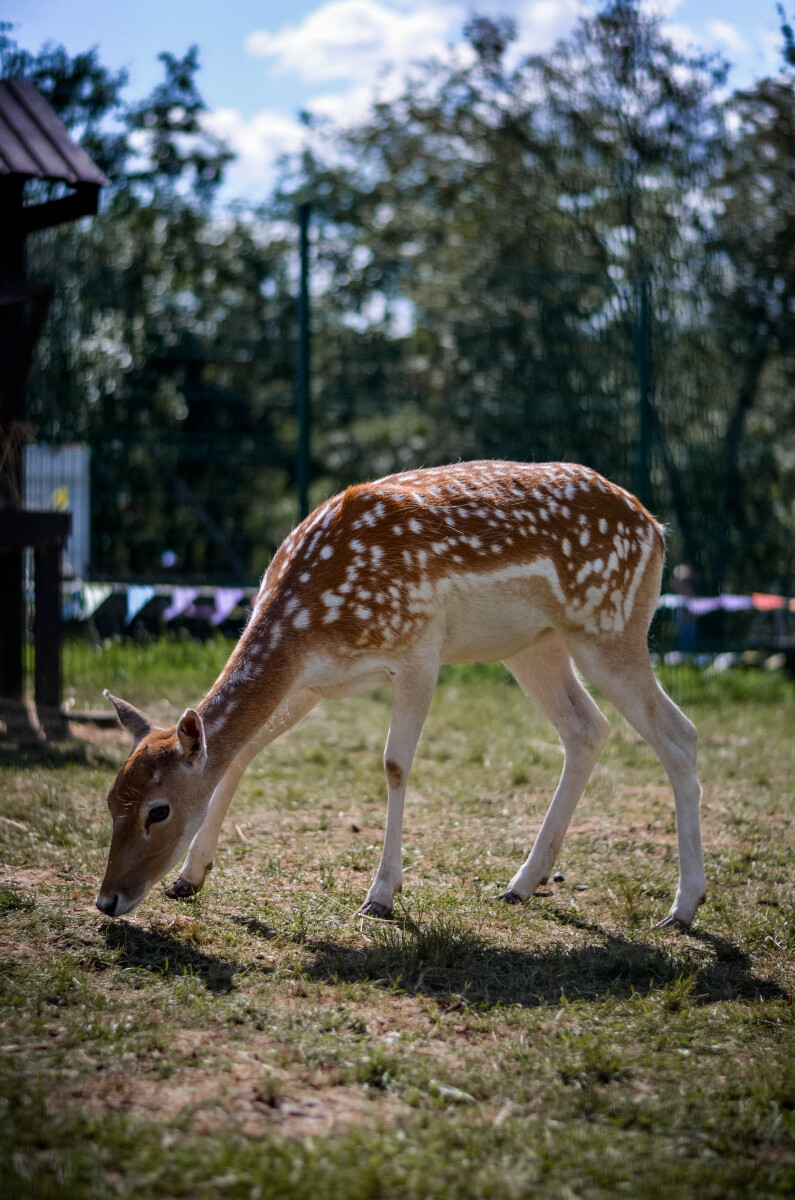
[[719, 595, 753, 612], [162, 586, 199, 621], [211, 588, 245, 626], [687, 597, 722, 616]]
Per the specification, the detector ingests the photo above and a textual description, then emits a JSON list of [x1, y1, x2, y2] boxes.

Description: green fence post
[[635, 274, 652, 509], [296, 203, 311, 522]]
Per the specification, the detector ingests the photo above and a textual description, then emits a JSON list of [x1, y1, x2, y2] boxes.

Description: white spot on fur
[[562, 538, 571, 557], [623, 526, 655, 623], [320, 544, 333, 560], [293, 608, 310, 629], [599, 518, 608, 534]]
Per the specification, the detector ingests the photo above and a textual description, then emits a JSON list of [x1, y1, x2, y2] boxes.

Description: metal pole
[[296, 203, 311, 521], [635, 274, 652, 509]]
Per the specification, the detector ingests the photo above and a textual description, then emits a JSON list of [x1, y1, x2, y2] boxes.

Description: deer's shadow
[[299, 908, 787, 1008], [101, 907, 787, 1009], [101, 919, 264, 995]]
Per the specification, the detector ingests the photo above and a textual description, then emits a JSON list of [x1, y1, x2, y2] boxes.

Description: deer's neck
[[197, 601, 299, 772]]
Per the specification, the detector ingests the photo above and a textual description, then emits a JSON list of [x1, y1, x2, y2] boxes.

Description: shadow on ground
[[0, 739, 119, 771], [301, 911, 788, 1008], [102, 920, 259, 994], [229, 914, 281, 941]]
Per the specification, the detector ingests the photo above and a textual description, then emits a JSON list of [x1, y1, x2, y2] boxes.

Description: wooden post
[[0, 509, 70, 739], [34, 539, 68, 738], [0, 546, 25, 700], [0, 178, 28, 724]]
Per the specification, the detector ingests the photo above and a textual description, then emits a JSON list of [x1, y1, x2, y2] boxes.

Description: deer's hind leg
[[500, 632, 610, 903]]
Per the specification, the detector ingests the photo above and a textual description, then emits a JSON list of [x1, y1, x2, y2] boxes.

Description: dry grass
[[1, 650, 794, 1198]]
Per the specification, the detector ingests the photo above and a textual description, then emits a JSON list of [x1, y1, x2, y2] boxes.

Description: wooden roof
[[0, 78, 108, 186]]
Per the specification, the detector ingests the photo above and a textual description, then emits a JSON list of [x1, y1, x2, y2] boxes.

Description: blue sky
[[4, 1, 789, 197]]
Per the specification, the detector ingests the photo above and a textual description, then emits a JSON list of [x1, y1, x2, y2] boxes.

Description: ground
[[1, 648, 794, 1199]]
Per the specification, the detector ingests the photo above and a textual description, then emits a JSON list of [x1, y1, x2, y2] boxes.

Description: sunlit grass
[[1, 645, 794, 1198]]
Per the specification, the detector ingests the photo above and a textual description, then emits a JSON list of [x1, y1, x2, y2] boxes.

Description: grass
[[1, 641, 794, 1199]]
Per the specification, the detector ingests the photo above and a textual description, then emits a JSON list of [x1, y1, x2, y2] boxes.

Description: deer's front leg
[[166, 689, 319, 899], [359, 655, 439, 919], [165, 752, 250, 898]]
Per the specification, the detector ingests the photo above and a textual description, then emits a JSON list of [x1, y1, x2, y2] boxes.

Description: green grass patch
[[1, 643, 794, 1198]]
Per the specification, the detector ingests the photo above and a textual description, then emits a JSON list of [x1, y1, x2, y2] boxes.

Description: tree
[[703, 7, 795, 590], [276, 4, 733, 573]]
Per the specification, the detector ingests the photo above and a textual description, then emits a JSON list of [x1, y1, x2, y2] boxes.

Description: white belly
[[440, 574, 556, 663]]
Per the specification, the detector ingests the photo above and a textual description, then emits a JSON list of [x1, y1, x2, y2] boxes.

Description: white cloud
[[203, 107, 308, 196], [308, 81, 394, 126], [705, 20, 747, 56], [510, 0, 583, 56], [640, 0, 685, 19], [245, 0, 451, 84]]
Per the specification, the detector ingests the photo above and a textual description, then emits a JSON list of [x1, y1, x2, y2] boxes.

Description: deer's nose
[[95, 892, 119, 916]]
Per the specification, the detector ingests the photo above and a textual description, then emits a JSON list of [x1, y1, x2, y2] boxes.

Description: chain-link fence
[[18, 210, 795, 714]]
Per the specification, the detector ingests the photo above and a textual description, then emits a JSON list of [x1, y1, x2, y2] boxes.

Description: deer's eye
[[147, 804, 170, 827]]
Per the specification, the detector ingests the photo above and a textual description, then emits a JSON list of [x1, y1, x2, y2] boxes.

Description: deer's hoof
[[654, 913, 690, 930], [655, 892, 705, 930], [498, 889, 525, 905], [164, 876, 200, 901], [358, 900, 393, 920]]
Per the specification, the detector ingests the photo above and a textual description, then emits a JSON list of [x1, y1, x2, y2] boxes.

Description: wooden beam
[[20, 184, 101, 234], [0, 508, 71, 548]]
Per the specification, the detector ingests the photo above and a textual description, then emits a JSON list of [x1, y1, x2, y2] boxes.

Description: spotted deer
[[97, 460, 705, 927]]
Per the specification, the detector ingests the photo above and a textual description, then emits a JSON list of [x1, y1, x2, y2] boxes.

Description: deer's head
[[96, 693, 214, 917]]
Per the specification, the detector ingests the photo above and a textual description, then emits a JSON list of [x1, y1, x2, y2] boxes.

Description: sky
[[3, 0, 789, 198]]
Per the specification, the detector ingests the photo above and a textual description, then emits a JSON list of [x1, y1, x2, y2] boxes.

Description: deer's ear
[[176, 708, 207, 770], [104, 691, 152, 748]]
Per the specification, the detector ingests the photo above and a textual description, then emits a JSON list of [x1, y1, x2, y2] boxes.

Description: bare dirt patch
[[80, 1049, 409, 1140]]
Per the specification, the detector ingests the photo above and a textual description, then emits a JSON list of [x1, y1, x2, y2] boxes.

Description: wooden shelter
[[0, 78, 108, 738]]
